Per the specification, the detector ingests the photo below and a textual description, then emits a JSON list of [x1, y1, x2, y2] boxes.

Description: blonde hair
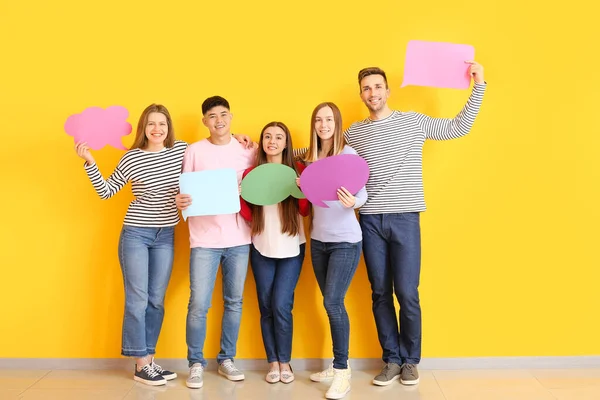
[[303, 102, 345, 163]]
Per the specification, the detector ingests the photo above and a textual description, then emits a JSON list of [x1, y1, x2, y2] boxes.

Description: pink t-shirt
[[182, 138, 256, 248]]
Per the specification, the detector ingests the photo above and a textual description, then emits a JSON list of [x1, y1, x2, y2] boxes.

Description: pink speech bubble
[[401, 40, 475, 89], [299, 154, 369, 208], [64, 106, 132, 150]]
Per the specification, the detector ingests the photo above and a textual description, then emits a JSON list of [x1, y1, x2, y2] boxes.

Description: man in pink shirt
[[175, 96, 256, 389]]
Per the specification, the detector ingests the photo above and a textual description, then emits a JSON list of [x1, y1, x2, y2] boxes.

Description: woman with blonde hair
[[303, 102, 367, 399]]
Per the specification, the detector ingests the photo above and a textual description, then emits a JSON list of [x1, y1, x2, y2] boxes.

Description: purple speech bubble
[[401, 40, 475, 89], [300, 154, 369, 208], [64, 106, 132, 150]]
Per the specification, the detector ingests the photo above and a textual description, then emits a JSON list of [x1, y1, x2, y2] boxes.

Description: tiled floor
[[1, 368, 599, 399]]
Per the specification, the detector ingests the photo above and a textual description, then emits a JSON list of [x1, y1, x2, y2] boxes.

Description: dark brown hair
[[250, 122, 301, 237], [130, 104, 175, 150], [358, 67, 388, 91]]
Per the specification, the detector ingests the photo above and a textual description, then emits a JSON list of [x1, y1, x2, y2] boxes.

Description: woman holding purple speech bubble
[[301, 102, 367, 400], [239, 121, 310, 384]]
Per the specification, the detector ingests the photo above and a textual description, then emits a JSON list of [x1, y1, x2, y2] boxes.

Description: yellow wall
[[1, 0, 599, 359]]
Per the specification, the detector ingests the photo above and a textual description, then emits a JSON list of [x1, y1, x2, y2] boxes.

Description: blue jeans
[[250, 244, 305, 364], [118, 225, 175, 357], [311, 239, 362, 370], [359, 213, 422, 365], [186, 245, 249, 367]]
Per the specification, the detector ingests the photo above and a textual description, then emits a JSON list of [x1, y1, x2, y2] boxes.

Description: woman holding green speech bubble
[[239, 121, 310, 384], [302, 102, 367, 400]]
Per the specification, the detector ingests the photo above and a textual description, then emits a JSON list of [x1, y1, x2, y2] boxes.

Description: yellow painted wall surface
[[1, 0, 598, 359]]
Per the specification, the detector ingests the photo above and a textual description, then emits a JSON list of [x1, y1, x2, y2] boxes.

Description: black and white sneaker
[[134, 364, 167, 386], [152, 359, 177, 380]]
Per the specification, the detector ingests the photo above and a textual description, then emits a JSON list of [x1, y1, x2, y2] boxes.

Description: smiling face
[[359, 73, 390, 113], [314, 106, 335, 142], [144, 112, 169, 148], [262, 126, 287, 157], [202, 105, 232, 139]]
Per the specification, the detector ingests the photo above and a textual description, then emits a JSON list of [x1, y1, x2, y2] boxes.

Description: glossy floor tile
[[1, 367, 599, 399]]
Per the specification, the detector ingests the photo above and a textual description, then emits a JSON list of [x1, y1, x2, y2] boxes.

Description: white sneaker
[[310, 362, 351, 382], [186, 363, 204, 389], [326, 368, 351, 399]]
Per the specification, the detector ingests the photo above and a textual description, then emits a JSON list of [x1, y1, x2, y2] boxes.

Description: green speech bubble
[[241, 163, 305, 206]]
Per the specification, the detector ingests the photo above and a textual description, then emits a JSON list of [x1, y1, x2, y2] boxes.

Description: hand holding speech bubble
[[401, 40, 475, 89], [241, 163, 305, 206], [64, 106, 132, 150], [299, 154, 369, 208]]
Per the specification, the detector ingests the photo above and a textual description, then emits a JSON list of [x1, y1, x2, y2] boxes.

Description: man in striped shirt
[[346, 63, 487, 386]]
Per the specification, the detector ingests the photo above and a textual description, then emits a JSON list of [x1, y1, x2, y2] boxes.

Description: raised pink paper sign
[[64, 106, 132, 150], [402, 40, 475, 89], [300, 154, 369, 208]]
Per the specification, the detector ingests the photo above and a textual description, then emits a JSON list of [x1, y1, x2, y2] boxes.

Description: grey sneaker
[[372, 362, 402, 386], [186, 363, 204, 389], [218, 359, 245, 381], [400, 363, 420, 385]]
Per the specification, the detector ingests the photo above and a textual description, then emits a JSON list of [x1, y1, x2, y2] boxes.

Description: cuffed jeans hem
[[122, 349, 150, 357], [403, 359, 421, 365]]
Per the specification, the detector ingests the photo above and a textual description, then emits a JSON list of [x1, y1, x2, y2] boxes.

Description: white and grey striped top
[[84, 140, 188, 227], [344, 82, 487, 214]]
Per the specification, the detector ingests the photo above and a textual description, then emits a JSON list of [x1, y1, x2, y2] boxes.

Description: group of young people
[[74, 62, 486, 399]]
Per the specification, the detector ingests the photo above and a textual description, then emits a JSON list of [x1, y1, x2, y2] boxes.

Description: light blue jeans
[[186, 245, 249, 367], [118, 225, 175, 357]]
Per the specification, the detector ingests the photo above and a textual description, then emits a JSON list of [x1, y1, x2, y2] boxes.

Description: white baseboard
[[0, 356, 598, 370]]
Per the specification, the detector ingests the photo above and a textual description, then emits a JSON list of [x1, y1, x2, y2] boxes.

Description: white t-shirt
[[252, 204, 306, 258]]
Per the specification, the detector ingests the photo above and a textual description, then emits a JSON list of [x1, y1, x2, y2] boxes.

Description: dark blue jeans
[[311, 239, 362, 370], [359, 213, 422, 365], [250, 244, 305, 363]]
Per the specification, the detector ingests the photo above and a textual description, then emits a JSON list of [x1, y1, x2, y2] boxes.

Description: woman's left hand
[[337, 187, 356, 208]]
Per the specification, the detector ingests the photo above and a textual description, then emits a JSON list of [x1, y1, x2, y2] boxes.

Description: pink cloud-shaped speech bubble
[[300, 154, 369, 208], [64, 106, 132, 150]]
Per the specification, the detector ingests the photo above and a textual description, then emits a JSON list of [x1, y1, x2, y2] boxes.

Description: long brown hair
[[130, 104, 175, 150], [250, 122, 301, 237], [303, 102, 345, 163]]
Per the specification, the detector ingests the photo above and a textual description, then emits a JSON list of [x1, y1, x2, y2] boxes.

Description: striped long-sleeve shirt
[[84, 140, 188, 227], [344, 82, 487, 214]]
